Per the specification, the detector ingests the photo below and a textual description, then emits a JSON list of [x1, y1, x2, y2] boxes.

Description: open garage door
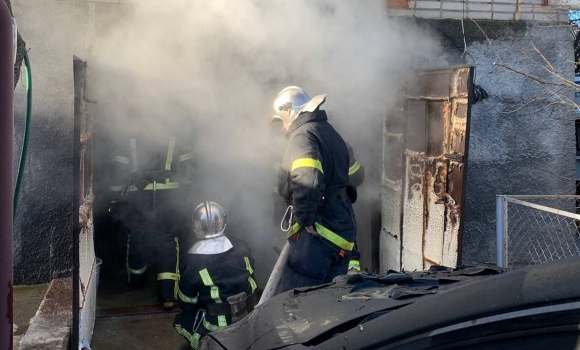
[[381, 66, 473, 272]]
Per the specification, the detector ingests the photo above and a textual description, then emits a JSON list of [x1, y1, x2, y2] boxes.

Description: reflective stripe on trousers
[[348, 260, 361, 271], [157, 237, 180, 300], [174, 323, 202, 349], [126, 234, 147, 277]]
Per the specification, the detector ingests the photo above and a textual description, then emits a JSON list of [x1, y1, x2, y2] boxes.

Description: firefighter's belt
[[205, 292, 259, 317], [287, 222, 355, 251], [322, 187, 348, 204], [109, 182, 180, 192]]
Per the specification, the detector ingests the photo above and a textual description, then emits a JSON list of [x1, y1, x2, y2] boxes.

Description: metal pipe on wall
[[0, 1, 15, 349], [496, 196, 506, 269]]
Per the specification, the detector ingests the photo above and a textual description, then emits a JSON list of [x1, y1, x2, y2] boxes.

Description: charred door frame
[[73, 55, 82, 350], [458, 67, 473, 265], [399, 65, 473, 269], [73, 56, 97, 348]]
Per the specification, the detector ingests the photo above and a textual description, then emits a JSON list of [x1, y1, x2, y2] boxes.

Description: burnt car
[[199, 256, 580, 350]]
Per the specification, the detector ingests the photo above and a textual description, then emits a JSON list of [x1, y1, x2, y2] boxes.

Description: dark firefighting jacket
[[106, 133, 196, 291], [175, 238, 258, 346], [278, 110, 356, 253], [346, 142, 364, 204], [107, 133, 196, 196]]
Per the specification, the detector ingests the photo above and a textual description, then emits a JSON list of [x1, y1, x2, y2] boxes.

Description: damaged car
[[199, 255, 580, 350]]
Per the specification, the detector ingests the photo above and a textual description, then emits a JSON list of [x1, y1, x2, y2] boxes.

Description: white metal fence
[[496, 195, 580, 268]]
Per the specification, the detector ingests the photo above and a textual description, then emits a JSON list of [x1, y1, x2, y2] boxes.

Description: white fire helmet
[[271, 86, 327, 125], [192, 201, 227, 240]]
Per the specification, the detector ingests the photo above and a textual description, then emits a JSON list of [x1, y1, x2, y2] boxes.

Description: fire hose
[[258, 205, 293, 305], [257, 241, 289, 306]]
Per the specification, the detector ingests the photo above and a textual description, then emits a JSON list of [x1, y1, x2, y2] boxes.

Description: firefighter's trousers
[[118, 191, 187, 302], [277, 228, 351, 293]]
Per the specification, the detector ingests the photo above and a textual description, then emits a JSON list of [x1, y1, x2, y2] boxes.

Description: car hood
[[201, 265, 505, 350]]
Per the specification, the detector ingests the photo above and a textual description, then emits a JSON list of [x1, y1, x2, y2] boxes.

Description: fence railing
[[496, 195, 580, 268]]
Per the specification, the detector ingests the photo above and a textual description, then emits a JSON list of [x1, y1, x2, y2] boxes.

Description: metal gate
[[73, 56, 98, 349], [381, 66, 473, 272]]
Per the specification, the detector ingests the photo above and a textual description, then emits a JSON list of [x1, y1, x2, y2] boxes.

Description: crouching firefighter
[[174, 201, 259, 349], [271, 86, 357, 292]]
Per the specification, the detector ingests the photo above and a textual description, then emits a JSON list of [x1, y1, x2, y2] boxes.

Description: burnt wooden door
[[382, 66, 473, 271]]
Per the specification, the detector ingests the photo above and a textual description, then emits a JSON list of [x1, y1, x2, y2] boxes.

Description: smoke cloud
[[89, 0, 440, 284]]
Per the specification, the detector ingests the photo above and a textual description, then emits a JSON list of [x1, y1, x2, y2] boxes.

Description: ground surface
[[92, 313, 184, 350], [91, 246, 185, 349], [13, 283, 49, 348]]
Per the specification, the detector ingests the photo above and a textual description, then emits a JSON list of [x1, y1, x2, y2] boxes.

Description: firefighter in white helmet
[[271, 86, 361, 291], [173, 201, 259, 349]]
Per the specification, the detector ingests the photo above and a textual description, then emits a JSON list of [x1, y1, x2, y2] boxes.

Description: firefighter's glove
[[107, 200, 125, 221], [133, 172, 149, 190], [108, 200, 118, 215], [305, 225, 318, 237]]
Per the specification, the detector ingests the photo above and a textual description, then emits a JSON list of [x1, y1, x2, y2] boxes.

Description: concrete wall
[[425, 20, 575, 265], [12, 0, 121, 284]]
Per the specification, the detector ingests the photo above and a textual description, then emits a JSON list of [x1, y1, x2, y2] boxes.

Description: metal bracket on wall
[[444, 153, 464, 162], [84, 96, 98, 104], [383, 228, 398, 239]]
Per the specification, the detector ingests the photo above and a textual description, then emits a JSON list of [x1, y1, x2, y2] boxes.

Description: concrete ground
[[13, 283, 49, 349], [91, 252, 186, 349], [92, 314, 184, 350]]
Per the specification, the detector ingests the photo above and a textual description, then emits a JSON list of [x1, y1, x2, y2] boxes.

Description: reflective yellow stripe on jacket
[[244, 257, 258, 293], [178, 152, 195, 162], [111, 136, 191, 193], [291, 158, 324, 174], [109, 181, 181, 192], [113, 155, 130, 165], [130, 138, 138, 171], [165, 137, 176, 171], [199, 269, 228, 328], [349, 161, 361, 176], [286, 222, 354, 251]]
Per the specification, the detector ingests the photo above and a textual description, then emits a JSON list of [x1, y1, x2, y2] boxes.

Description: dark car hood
[[202, 265, 505, 350]]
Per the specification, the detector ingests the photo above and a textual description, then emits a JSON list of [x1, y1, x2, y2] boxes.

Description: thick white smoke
[[89, 0, 440, 285]]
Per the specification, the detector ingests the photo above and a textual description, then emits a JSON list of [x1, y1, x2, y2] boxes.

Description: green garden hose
[[13, 49, 31, 218]]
